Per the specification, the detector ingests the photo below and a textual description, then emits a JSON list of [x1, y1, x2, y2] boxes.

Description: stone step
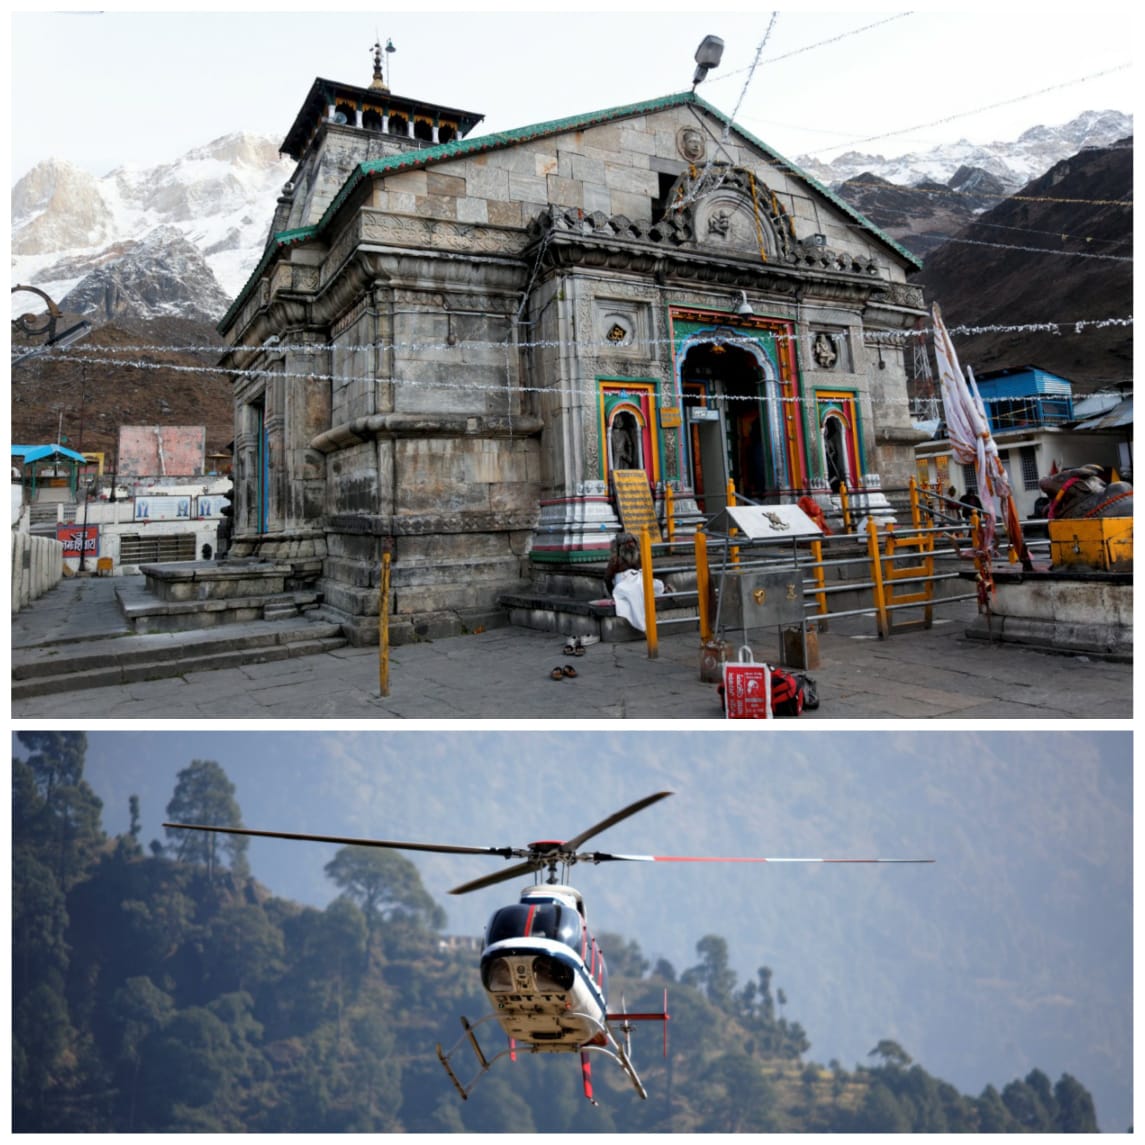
[[116, 577, 324, 633], [499, 588, 700, 641], [11, 621, 348, 697]]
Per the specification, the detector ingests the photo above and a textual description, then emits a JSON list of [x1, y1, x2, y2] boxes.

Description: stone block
[[465, 160, 510, 201], [427, 171, 466, 198], [456, 197, 489, 224], [604, 163, 658, 196], [415, 194, 459, 221], [486, 199, 524, 228], [618, 123, 657, 156], [610, 190, 652, 221], [509, 172, 548, 203], [546, 175, 583, 209]]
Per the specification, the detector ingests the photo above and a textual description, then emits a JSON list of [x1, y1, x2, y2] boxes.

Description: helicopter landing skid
[[436, 1013, 513, 1100], [436, 1011, 648, 1103]]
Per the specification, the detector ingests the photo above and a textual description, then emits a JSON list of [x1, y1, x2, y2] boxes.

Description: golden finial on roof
[[369, 38, 393, 91]]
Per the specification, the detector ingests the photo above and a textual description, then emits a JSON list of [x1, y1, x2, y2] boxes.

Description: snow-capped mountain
[[10, 110, 1133, 325], [12, 132, 292, 322], [797, 109, 1132, 192]]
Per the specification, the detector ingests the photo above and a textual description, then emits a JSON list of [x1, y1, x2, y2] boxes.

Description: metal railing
[[635, 477, 1047, 657]]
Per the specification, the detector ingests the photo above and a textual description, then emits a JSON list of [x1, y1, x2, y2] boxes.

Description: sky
[[7, 5, 1135, 182]]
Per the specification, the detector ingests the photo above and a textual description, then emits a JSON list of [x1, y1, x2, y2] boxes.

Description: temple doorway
[[682, 341, 780, 511]]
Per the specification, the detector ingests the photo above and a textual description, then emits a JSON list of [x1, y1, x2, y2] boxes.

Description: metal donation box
[[719, 568, 806, 631]]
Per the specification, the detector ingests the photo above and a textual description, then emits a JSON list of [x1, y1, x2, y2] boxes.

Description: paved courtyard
[[10, 578, 1132, 721]]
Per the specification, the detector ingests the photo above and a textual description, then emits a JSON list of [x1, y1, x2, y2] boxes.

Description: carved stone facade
[[218, 85, 926, 644]]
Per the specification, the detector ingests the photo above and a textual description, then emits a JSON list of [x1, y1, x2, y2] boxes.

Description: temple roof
[[224, 90, 920, 332], [279, 76, 484, 160]]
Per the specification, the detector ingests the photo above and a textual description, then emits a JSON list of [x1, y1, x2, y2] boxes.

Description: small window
[[961, 463, 978, 494], [1020, 446, 1040, 491], [651, 172, 681, 224]]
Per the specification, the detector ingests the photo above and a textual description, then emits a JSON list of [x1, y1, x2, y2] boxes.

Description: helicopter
[[165, 790, 934, 1105]]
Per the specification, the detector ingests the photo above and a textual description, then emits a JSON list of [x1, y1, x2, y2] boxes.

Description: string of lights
[[923, 235, 1132, 262], [954, 218, 1129, 247], [17, 315, 1132, 399], [16, 348, 1129, 407], [835, 177, 1133, 210], [25, 315, 1132, 362]]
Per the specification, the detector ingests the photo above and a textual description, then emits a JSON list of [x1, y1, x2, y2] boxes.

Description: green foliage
[[164, 759, 249, 881], [10, 740, 1106, 1133]]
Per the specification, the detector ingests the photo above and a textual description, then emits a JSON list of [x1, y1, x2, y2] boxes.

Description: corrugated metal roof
[[1072, 397, 1133, 431], [220, 89, 920, 333]]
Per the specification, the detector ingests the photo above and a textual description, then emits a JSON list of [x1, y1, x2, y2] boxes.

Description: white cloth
[[611, 568, 664, 633], [932, 303, 1014, 551]]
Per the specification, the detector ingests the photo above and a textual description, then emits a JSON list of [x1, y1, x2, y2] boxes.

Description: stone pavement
[[10, 575, 1132, 721]]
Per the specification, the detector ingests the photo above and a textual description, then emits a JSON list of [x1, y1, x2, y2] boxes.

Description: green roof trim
[[220, 89, 919, 333]]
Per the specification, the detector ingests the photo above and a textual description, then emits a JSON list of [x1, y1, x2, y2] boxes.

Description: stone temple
[[217, 45, 927, 644]]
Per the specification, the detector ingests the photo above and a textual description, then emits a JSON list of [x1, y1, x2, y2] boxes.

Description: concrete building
[[915, 366, 1133, 518], [218, 52, 928, 644]]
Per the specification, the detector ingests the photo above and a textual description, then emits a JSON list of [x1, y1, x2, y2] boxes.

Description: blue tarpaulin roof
[[12, 443, 88, 464]]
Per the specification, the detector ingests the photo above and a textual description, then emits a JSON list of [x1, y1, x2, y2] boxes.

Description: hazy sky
[[8, 5, 1134, 180]]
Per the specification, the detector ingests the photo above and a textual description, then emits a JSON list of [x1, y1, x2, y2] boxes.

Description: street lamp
[[11, 284, 91, 364]]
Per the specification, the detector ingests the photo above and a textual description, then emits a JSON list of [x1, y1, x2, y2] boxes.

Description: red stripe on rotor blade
[[652, 856, 935, 863], [581, 1052, 594, 1101]]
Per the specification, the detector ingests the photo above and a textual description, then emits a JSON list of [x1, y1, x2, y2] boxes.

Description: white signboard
[[714, 504, 823, 539], [134, 496, 192, 522]]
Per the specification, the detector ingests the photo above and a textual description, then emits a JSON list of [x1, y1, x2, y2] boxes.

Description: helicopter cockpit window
[[486, 904, 582, 950]]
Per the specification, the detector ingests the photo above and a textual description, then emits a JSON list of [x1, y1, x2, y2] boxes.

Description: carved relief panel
[[807, 329, 852, 372]]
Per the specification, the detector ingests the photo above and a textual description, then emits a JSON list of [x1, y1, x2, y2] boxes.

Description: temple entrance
[[824, 414, 849, 488], [682, 341, 780, 512]]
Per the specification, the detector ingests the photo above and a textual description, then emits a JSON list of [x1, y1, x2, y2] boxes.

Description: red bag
[[719, 651, 806, 719], [721, 647, 772, 720]]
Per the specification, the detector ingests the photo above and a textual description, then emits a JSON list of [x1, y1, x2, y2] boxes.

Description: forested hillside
[[12, 733, 1102, 1133]]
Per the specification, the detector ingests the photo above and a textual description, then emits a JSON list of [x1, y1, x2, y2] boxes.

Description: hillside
[[909, 139, 1133, 390], [13, 734, 1107, 1132], [11, 314, 231, 459]]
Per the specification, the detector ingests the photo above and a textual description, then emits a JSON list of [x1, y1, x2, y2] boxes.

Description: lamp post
[[11, 284, 91, 363]]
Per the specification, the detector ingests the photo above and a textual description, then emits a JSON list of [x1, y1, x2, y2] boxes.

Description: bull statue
[[1039, 465, 1133, 519]]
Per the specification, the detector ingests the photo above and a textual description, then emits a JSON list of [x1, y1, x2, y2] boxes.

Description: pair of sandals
[[563, 637, 587, 657], [551, 664, 578, 680]]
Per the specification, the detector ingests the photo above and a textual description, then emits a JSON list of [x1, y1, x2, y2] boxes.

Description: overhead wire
[[704, 13, 914, 86], [799, 63, 1132, 156]]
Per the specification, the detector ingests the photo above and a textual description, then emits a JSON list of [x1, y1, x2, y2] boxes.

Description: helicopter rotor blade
[[448, 859, 539, 896], [592, 853, 936, 864], [162, 822, 518, 859], [562, 790, 674, 852]]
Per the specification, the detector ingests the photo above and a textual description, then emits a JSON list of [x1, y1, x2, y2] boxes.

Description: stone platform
[[121, 560, 325, 634], [963, 567, 1133, 661]]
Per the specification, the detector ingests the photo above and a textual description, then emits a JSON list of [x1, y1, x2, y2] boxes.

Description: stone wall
[[11, 532, 64, 613]]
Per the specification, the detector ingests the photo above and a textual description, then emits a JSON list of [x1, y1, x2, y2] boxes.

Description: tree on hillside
[[681, 935, 737, 1008], [164, 760, 249, 881], [869, 1038, 913, 1070], [1053, 1073, 1099, 1132], [324, 846, 445, 945], [14, 731, 104, 889]]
